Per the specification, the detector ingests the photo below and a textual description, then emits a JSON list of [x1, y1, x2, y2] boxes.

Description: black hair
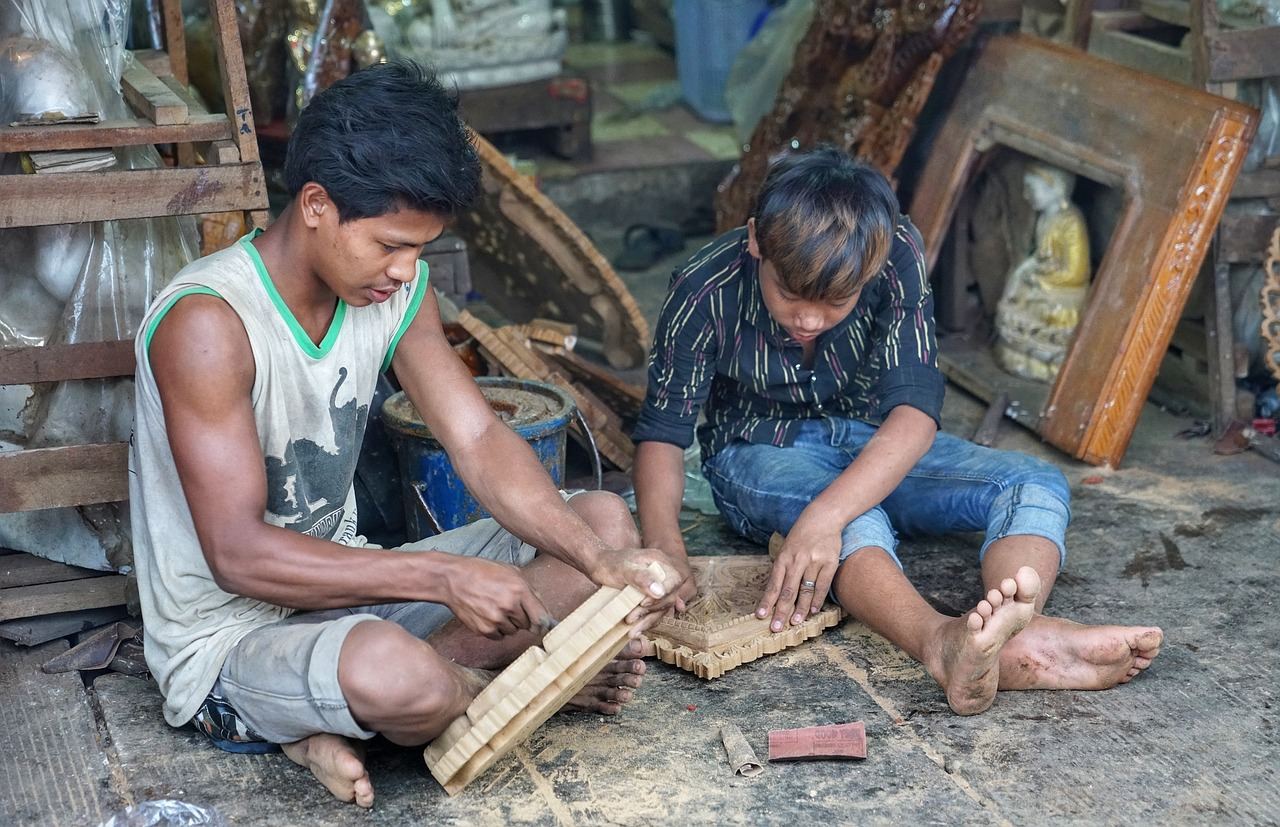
[[752, 146, 900, 301], [284, 61, 481, 222]]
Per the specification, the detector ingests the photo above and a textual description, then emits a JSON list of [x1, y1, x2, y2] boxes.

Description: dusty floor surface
[[3, 386, 1277, 826], [4, 195, 1280, 826]]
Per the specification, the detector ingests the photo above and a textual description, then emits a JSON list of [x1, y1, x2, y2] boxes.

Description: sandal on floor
[[612, 223, 686, 271]]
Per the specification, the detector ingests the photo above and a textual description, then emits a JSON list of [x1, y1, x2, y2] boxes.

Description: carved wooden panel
[[645, 556, 842, 680], [1263, 224, 1280, 383], [454, 136, 650, 369], [713, 0, 981, 232], [909, 35, 1257, 467], [425, 584, 644, 796]]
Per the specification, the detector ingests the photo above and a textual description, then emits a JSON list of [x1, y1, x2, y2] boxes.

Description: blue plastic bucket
[[382, 378, 576, 540]]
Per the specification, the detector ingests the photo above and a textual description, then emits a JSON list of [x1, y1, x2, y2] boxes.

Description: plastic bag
[[724, 0, 814, 145], [97, 800, 228, 827]]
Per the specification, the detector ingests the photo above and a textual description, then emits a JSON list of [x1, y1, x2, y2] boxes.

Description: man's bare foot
[[925, 567, 1041, 715], [282, 734, 374, 808], [998, 615, 1163, 690], [566, 639, 647, 715]]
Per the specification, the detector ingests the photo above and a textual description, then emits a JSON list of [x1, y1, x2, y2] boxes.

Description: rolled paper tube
[[720, 723, 764, 777]]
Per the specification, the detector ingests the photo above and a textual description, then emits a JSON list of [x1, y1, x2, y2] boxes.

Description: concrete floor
[[4, 365, 1277, 826], [4, 141, 1280, 826]]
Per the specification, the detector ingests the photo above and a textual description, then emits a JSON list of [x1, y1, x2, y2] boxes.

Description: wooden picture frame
[[909, 35, 1256, 466]]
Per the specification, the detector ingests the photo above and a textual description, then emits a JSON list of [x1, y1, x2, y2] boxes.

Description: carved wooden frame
[[910, 35, 1256, 466]]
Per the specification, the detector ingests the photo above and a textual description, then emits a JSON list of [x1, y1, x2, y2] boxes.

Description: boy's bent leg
[[832, 512, 1041, 715]]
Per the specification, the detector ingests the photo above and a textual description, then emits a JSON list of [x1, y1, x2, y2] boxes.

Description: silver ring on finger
[[800, 580, 817, 591]]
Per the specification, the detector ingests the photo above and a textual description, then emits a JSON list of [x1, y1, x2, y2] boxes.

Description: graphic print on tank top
[[263, 366, 367, 541]]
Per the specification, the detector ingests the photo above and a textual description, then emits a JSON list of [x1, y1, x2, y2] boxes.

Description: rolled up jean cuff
[[979, 482, 1070, 566]]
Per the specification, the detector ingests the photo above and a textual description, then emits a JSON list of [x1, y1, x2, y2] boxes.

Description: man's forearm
[[633, 440, 688, 555], [798, 406, 937, 533], [455, 418, 610, 576], [206, 526, 460, 609]]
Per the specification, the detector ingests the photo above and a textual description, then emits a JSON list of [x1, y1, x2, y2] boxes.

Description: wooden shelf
[[0, 114, 233, 154]]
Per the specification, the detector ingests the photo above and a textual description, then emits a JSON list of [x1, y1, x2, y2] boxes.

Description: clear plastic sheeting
[[96, 800, 228, 827], [0, 0, 199, 571], [724, 0, 813, 145]]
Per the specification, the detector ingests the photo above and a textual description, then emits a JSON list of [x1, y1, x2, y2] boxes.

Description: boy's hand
[[757, 523, 841, 633], [590, 548, 690, 635], [443, 557, 553, 639]]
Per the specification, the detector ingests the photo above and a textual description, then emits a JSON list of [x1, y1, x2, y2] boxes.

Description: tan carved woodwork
[[645, 556, 842, 680], [1263, 223, 1280, 383], [910, 35, 1257, 467], [454, 135, 650, 369], [425, 583, 645, 796], [713, 0, 980, 232]]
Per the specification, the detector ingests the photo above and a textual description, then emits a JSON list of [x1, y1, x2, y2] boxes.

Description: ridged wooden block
[[425, 584, 645, 795], [644, 556, 843, 680]]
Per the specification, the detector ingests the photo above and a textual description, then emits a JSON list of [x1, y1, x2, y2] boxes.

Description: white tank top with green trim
[[129, 230, 428, 728]]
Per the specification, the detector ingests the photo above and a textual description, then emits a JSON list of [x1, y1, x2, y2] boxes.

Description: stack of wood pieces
[[455, 309, 640, 470], [425, 582, 646, 796], [0, 549, 127, 628], [644, 554, 843, 680]]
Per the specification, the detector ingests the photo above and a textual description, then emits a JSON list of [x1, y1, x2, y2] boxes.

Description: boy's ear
[[746, 217, 761, 260]]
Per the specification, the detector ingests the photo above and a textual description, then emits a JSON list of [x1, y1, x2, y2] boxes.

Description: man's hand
[[756, 521, 842, 633], [644, 532, 699, 609], [442, 557, 553, 640], [589, 548, 690, 635]]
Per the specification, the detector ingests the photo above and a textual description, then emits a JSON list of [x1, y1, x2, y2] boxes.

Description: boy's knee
[[569, 491, 640, 548], [1003, 454, 1070, 507]]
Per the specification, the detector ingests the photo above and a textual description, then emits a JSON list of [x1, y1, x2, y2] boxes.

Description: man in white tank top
[[129, 62, 687, 808]]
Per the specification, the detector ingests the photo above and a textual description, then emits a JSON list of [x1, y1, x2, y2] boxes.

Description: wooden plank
[[1206, 26, 1280, 82], [0, 576, 127, 622], [0, 163, 268, 227], [0, 340, 135, 386], [459, 77, 589, 134], [1088, 28, 1193, 84], [1220, 212, 1276, 263], [201, 140, 241, 165], [121, 59, 189, 125], [0, 554, 110, 589], [0, 606, 128, 646], [161, 0, 188, 86], [0, 443, 129, 512], [1233, 168, 1280, 200], [0, 113, 232, 153], [132, 48, 174, 78], [210, 0, 261, 164], [1138, 0, 1191, 26]]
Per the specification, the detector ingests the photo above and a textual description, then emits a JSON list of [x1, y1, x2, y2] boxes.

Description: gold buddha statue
[[994, 163, 1092, 382]]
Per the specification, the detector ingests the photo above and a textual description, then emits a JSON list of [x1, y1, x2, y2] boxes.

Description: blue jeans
[[702, 418, 1070, 570]]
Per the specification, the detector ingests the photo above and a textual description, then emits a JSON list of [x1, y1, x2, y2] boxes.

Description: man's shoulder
[[669, 227, 749, 297]]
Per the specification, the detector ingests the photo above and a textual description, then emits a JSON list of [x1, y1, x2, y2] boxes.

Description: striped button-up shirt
[[632, 220, 944, 459]]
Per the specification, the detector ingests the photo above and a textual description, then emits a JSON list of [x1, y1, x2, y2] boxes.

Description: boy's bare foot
[[925, 567, 1041, 715], [998, 615, 1163, 690], [566, 638, 647, 715], [282, 733, 374, 808]]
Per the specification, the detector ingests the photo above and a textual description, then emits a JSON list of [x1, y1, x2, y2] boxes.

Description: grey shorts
[[199, 517, 539, 745]]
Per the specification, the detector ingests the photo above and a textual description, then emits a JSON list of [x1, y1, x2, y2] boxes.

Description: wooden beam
[[0, 163, 268, 227], [121, 59, 189, 125], [210, 0, 261, 164], [0, 443, 129, 512], [0, 114, 232, 153], [0, 576, 127, 622], [161, 0, 188, 86], [0, 554, 110, 589], [0, 340, 135, 386], [1138, 0, 1191, 26], [132, 48, 174, 78], [1088, 28, 1194, 84], [1206, 26, 1280, 82]]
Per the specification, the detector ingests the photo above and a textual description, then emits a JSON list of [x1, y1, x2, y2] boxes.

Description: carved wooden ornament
[[714, 0, 980, 232], [910, 35, 1257, 467], [1262, 223, 1280, 383], [425, 583, 645, 796], [645, 556, 842, 680], [454, 135, 650, 369]]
